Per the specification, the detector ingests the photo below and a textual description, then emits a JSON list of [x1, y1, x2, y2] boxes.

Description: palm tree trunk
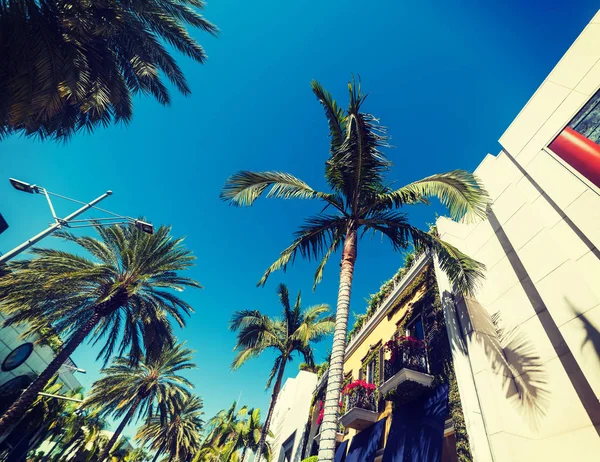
[[317, 228, 357, 462], [98, 394, 143, 462], [254, 360, 287, 462], [0, 311, 103, 435]]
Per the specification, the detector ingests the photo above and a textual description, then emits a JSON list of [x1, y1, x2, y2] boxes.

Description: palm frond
[[311, 80, 346, 151], [380, 171, 490, 222], [258, 215, 346, 286], [220, 171, 344, 211]]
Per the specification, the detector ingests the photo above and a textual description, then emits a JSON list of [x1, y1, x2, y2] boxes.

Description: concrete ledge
[[379, 368, 434, 396], [340, 407, 378, 431]]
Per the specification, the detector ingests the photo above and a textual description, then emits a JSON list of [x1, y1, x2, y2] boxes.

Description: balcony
[[339, 391, 378, 431], [379, 337, 434, 399]]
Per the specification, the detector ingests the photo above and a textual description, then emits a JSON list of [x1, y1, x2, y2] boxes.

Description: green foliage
[[347, 250, 421, 341], [382, 380, 431, 405], [302, 457, 319, 462], [0, 0, 218, 140], [136, 394, 204, 461], [229, 284, 334, 382], [84, 343, 196, 460], [221, 79, 489, 295], [385, 267, 473, 461], [229, 284, 333, 460], [0, 224, 201, 366]]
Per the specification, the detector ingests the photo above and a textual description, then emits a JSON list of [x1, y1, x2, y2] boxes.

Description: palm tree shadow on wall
[[566, 298, 600, 360], [444, 291, 550, 430]]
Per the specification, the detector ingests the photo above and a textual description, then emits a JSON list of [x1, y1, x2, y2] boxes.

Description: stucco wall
[[268, 370, 317, 462], [435, 9, 600, 462]]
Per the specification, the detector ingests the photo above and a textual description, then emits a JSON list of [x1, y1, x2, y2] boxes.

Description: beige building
[[267, 370, 318, 462], [435, 9, 600, 462]]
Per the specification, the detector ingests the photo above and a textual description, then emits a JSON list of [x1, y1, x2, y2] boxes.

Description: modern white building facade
[[435, 9, 600, 462], [267, 370, 318, 462]]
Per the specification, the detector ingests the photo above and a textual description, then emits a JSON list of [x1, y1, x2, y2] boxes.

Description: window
[[2, 343, 34, 371], [549, 89, 600, 188], [366, 359, 375, 384], [406, 316, 425, 341]]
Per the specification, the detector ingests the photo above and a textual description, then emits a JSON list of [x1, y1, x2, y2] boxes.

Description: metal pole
[[37, 392, 84, 404], [0, 191, 112, 264]]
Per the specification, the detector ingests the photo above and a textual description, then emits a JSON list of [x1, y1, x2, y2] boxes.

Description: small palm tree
[[136, 394, 204, 462], [54, 407, 108, 462], [204, 400, 248, 450], [229, 283, 334, 462], [0, 224, 200, 433], [238, 408, 265, 462], [0, 0, 218, 140], [221, 79, 489, 460], [84, 343, 196, 462]]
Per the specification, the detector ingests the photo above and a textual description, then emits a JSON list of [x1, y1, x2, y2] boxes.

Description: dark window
[[0, 375, 35, 396], [279, 432, 296, 462], [2, 343, 34, 371], [406, 316, 425, 341]]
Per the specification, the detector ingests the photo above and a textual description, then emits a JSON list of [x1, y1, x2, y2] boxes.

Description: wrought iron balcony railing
[[383, 347, 428, 382]]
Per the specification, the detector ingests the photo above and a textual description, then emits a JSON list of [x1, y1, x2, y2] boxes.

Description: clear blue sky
[[1, 0, 598, 440]]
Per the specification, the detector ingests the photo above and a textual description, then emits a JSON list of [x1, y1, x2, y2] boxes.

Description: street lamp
[[135, 219, 154, 235], [0, 178, 153, 264], [9, 178, 37, 194]]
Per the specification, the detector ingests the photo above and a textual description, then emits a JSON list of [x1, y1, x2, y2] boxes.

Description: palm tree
[[1, 379, 67, 461], [0, 223, 200, 434], [52, 407, 108, 462], [136, 394, 204, 462], [126, 447, 152, 462], [229, 283, 334, 462], [221, 79, 489, 460], [238, 408, 265, 462], [204, 401, 248, 451], [84, 343, 196, 461], [0, 0, 218, 140]]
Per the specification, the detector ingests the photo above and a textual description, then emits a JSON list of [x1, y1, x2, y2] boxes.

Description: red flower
[[342, 379, 376, 395]]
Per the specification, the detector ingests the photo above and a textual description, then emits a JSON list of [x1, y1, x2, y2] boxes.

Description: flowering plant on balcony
[[384, 335, 427, 378], [316, 400, 324, 425], [342, 379, 376, 396]]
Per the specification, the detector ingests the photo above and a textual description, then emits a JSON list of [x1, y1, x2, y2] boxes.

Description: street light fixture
[[9, 178, 37, 194], [135, 220, 154, 235], [0, 178, 153, 264]]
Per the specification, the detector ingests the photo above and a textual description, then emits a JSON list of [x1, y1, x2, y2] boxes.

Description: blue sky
[[1, 0, 598, 440]]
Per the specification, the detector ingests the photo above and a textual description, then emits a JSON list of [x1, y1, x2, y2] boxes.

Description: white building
[[267, 370, 318, 462], [0, 313, 83, 446], [435, 9, 600, 462]]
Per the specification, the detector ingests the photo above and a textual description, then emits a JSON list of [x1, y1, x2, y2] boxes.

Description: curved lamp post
[[0, 178, 153, 264]]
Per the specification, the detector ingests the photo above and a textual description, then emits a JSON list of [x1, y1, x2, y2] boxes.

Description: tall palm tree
[[0, 223, 200, 434], [229, 283, 334, 462], [0, 0, 218, 140], [136, 394, 204, 462], [221, 79, 489, 461], [84, 343, 196, 461]]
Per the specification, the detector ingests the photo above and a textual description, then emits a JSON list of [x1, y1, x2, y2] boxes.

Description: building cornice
[[345, 252, 432, 358]]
